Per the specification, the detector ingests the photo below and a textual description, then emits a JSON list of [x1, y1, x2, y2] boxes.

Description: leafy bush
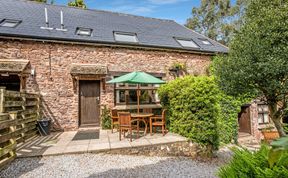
[[158, 76, 220, 151], [101, 106, 111, 129], [218, 144, 288, 177], [158, 76, 247, 151]]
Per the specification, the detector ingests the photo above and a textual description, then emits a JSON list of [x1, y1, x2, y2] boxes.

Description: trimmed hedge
[[158, 76, 220, 151], [158, 76, 245, 151]]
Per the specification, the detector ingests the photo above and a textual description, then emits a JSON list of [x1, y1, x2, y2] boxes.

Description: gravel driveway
[[0, 154, 222, 178]]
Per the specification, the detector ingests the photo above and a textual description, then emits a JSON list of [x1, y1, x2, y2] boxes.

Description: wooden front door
[[79, 80, 100, 126], [238, 106, 251, 133]]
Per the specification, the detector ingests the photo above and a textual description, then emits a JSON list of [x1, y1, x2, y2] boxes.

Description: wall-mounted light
[[31, 68, 35, 77]]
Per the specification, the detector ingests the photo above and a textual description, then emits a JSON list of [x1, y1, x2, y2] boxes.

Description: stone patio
[[16, 129, 187, 157]]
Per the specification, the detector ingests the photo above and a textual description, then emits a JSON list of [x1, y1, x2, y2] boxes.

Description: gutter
[[0, 34, 227, 56]]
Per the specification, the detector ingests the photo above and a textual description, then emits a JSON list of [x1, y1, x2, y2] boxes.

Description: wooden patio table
[[131, 113, 154, 135]]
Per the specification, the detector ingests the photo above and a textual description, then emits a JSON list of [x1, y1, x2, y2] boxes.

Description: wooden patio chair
[[149, 109, 167, 136], [118, 112, 140, 142], [110, 109, 119, 133]]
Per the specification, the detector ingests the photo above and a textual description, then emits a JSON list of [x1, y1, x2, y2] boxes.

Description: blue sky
[[55, 0, 201, 24]]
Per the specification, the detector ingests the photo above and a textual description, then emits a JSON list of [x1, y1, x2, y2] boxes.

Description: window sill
[[113, 104, 162, 110]]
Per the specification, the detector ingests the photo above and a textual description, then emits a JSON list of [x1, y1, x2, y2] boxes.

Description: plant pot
[[261, 130, 279, 141]]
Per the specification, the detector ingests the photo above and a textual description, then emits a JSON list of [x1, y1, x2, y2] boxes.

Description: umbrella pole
[[137, 84, 140, 114]]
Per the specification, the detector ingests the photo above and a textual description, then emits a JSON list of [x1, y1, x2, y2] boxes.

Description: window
[[258, 105, 270, 124], [76, 27, 92, 36], [0, 19, 21, 28], [114, 78, 161, 105], [114, 32, 138, 43], [200, 39, 212, 45], [175, 38, 199, 48]]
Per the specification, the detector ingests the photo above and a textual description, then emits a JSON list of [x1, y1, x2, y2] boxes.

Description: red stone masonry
[[0, 39, 212, 130]]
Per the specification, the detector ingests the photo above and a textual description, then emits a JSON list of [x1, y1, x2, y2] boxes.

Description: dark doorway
[[79, 80, 100, 127], [0, 75, 20, 91]]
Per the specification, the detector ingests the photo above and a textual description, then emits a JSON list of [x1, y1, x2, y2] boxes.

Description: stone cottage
[[0, 0, 228, 130]]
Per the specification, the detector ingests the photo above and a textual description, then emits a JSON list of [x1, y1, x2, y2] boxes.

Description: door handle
[[96, 97, 100, 101]]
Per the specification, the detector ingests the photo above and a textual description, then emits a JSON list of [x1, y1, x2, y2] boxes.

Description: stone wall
[[0, 39, 212, 130], [104, 141, 202, 158]]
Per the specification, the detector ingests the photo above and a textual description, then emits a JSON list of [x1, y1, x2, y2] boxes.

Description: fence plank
[[0, 88, 41, 170]]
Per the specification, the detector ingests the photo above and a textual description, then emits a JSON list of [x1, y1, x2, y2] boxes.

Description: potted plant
[[261, 125, 279, 141]]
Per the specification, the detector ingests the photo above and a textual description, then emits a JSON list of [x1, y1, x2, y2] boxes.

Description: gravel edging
[[0, 154, 222, 178]]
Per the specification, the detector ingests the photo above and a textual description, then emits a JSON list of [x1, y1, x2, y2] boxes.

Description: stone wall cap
[[0, 59, 30, 74], [70, 63, 108, 75]]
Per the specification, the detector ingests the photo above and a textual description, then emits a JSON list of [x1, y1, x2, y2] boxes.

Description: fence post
[[8, 111, 17, 158], [0, 87, 6, 113], [21, 91, 26, 141]]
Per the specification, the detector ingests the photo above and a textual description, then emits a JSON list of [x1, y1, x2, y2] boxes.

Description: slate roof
[[0, 0, 228, 53]]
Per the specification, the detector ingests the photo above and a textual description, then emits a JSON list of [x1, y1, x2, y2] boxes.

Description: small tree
[[213, 0, 288, 136], [68, 0, 87, 9]]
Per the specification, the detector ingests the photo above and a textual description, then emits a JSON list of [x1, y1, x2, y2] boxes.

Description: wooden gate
[[79, 80, 100, 127]]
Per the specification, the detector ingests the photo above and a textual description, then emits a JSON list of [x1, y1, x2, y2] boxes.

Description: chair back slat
[[118, 112, 131, 126], [111, 109, 118, 117], [162, 109, 167, 123]]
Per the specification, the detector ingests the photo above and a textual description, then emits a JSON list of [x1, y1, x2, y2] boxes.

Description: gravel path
[[0, 154, 222, 178]]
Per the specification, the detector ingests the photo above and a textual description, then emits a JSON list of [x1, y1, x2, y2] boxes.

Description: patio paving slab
[[16, 129, 187, 157]]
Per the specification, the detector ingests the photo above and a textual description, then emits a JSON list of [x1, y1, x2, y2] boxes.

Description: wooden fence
[[0, 88, 40, 169]]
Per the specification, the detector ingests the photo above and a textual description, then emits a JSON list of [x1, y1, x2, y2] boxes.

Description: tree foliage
[[213, 0, 288, 136], [186, 0, 246, 45], [68, 0, 87, 9]]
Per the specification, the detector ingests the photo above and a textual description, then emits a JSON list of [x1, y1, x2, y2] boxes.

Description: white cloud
[[148, 0, 188, 5]]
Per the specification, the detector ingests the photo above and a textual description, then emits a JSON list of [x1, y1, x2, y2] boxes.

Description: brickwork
[[0, 39, 212, 130]]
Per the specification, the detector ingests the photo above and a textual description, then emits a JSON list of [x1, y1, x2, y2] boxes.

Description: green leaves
[[213, 0, 288, 136], [218, 145, 288, 177], [185, 0, 246, 45]]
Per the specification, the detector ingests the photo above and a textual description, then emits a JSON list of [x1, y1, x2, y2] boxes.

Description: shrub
[[158, 75, 247, 151], [218, 144, 288, 177], [158, 76, 220, 151], [101, 106, 111, 129]]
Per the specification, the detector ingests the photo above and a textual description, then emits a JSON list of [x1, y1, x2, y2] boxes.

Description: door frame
[[78, 79, 101, 127]]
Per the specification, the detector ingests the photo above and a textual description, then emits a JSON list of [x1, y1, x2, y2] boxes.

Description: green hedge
[[158, 76, 245, 151], [158, 76, 220, 151]]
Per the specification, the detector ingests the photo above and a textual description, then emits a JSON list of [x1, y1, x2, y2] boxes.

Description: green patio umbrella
[[107, 71, 165, 113]]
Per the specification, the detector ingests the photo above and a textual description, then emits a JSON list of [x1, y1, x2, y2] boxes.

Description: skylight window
[[0, 19, 21, 28], [76, 27, 92, 36], [200, 39, 212, 45], [114, 32, 138, 43], [175, 38, 199, 48]]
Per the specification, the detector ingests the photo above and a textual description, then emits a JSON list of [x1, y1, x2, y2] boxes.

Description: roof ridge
[[17, 0, 175, 23]]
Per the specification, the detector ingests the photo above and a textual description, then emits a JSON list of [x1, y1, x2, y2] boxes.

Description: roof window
[[175, 38, 199, 48], [0, 19, 21, 28], [200, 39, 212, 45], [114, 32, 138, 43], [76, 27, 92, 36]]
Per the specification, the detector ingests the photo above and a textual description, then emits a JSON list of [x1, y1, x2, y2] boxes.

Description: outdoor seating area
[[111, 109, 167, 142], [106, 71, 168, 142]]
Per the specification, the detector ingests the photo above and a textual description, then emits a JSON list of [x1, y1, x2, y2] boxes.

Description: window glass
[[114, 75, 162, 105], [264, 114, 269, 123], [0, 19, 21, 28], [176, 38, 199, 48], [114, 32, 138, 43]]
